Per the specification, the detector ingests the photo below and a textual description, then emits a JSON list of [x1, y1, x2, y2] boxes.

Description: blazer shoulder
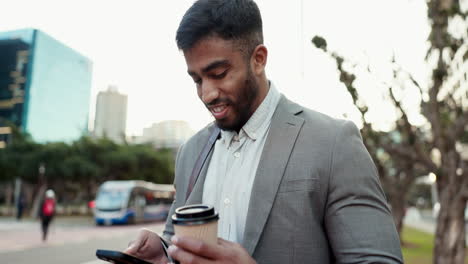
[[297, 104, 350, 133], [178, 122, 215, 157], [278, 95, 347, 129], [276, 96, 355, 144]]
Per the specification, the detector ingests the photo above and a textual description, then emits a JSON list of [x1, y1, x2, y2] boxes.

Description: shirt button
[[252, 132, 256, 137], [224, 198, 231, 206], [234, 152, 240, 158]]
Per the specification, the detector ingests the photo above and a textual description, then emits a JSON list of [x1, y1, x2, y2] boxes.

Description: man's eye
[[212, 71, 227, 79], [194, 78, 202, 85]]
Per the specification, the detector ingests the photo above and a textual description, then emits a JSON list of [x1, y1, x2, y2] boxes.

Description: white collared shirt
[[202, 83, 281, 243]]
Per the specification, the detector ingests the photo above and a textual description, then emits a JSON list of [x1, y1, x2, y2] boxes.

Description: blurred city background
[[0, 0, 467, 264]]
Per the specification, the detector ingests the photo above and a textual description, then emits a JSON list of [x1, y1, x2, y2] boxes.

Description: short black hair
[[176, 0, 263, 57]]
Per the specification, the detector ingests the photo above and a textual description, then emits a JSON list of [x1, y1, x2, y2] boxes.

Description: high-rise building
[[94, 86, 128, 143], [0, 28, 92, 143], [137, 120, 194, 149]]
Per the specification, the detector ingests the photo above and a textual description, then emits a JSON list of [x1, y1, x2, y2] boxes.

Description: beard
[[214, 68, 259, 132]]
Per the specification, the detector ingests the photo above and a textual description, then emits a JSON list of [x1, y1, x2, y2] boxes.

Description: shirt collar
[[220, 81, 281, 145]]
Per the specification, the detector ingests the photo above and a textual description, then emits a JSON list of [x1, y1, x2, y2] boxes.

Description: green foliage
[[0, 127, 41, 181], [402, 227, 436, 264], [401, 227, 468, 264], [311, 35, 327, 51], [407, 183, 432, 208], [0, 132, 175, 186], [461, 131, 468, 144]]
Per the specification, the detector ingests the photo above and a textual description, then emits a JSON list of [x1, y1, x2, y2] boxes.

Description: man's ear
[[251, 44, 268, 76]]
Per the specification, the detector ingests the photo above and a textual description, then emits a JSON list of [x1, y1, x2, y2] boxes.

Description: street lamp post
[[30, 163, 47, 218], [39, 163, 46, 183]]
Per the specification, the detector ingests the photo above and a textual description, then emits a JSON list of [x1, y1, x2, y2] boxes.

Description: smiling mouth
[[209, 104, 229, 119]]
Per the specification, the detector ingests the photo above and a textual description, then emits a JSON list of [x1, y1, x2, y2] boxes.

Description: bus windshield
[[95, 189, 129, 210]]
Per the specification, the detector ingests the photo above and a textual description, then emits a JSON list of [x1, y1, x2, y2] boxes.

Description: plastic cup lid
[[172, 204, 219, 225]]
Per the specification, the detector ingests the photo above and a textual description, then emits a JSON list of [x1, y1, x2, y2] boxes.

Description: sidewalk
[[0, 217, 38, 232], [0, 216, 94, 231], [0, 216, 164, 254], [403, 207, 436, 234]]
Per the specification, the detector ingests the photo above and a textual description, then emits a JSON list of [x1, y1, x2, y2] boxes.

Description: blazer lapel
[[186, 124, 219, 204], [186, 150, 213, 204], [242, 96, 304, 255]]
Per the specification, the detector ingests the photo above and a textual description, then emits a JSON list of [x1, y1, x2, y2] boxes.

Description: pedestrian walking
[[16, 192, 25, 221], [39, 189, 56, 241]]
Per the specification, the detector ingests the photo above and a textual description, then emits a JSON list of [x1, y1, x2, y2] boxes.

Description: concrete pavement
[[0, 210, 446, 263], [0, 216, 165, 256], [0, 227, 139, 264], [403, 207, 436, 234]]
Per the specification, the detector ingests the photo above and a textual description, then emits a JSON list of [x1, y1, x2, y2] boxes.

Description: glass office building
[[0, 29, 92, 143]]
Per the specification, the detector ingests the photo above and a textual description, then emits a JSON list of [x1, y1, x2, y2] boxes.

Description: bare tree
[[426, 1, 468, 263], [314, 0, 468, 262], [312, 36, 429, 238]]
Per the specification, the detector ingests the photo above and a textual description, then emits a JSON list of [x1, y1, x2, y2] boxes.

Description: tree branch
[[459, 177, 468, 199], [453, 111, 468, 140], [388, 85, 412, 130], [384, 144, 438, 172], [394, 64, 426, 101]]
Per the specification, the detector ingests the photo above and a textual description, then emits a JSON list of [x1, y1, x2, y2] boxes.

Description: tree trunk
[[384, 170, 414, 241], [30, 184, 46, 218], [433, 188, 466, 264], [23, 182, 34, 214], [4, 182, 13, 208], [389, 195, 406, 239]]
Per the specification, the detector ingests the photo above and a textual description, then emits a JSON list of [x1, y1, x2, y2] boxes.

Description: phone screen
[[96, 249, 152, 264]]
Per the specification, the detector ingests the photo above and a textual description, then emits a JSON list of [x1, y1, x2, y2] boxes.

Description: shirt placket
[[219, 134, 246, 241]]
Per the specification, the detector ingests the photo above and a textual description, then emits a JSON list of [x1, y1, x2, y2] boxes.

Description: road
[[0, 209, 450, 263], [0, 216, 165, 264]]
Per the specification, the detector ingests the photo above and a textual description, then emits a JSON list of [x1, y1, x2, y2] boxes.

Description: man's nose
[[200, 81, 219, 104]]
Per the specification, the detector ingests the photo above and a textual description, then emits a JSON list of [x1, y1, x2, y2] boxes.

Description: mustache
[[205, 98, 232, 107]]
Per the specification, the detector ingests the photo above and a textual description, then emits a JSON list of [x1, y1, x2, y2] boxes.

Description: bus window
[[94, 181, 175, 225], [95, 189, 129, 211]]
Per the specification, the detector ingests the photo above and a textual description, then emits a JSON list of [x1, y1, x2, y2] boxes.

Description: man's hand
[[124, 228, 169, 264], [168, 235, 256, 264]]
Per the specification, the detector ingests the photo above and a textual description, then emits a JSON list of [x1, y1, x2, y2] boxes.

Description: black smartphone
[[96, 249, 152, 264]]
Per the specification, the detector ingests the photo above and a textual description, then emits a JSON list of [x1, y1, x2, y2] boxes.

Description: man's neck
[[233, 78, 270, 134]]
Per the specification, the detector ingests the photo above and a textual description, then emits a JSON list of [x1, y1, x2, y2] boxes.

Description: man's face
[[184, 36, 261, 131]]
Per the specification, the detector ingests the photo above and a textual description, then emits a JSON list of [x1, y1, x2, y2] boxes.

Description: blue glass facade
[[0, 29, 92, 142], [0, 38, 29, 129]]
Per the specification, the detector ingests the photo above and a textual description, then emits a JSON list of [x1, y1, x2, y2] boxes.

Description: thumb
[[125, 228, 151, 254], [125, 240, 139, 254]]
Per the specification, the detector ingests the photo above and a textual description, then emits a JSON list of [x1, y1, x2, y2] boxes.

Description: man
[[125, 0, 403, 263]]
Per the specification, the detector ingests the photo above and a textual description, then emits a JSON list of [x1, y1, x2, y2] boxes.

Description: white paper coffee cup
[[172, 204, 219, 245]]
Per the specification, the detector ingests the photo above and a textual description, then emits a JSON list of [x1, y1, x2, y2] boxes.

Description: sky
[[0, 0, 430, 136]]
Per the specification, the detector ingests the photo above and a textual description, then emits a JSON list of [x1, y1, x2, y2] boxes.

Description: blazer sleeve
[[162, 142, 185, 241], [324, 120, 403, 264]]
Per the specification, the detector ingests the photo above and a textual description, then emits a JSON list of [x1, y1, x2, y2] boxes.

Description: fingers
[[125, 228, 152, 254], [127, 239, 135, 248], [170, 236, 222, 259], [217, 237, 233, 246], [168, 244, 214, 264], [169, 236, 255, 264]]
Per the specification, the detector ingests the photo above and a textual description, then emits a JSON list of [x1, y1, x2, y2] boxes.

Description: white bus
[[94, 180, 175, 225]]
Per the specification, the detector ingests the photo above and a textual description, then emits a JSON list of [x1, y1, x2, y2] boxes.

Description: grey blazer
[[163, 95, 403, 264]]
